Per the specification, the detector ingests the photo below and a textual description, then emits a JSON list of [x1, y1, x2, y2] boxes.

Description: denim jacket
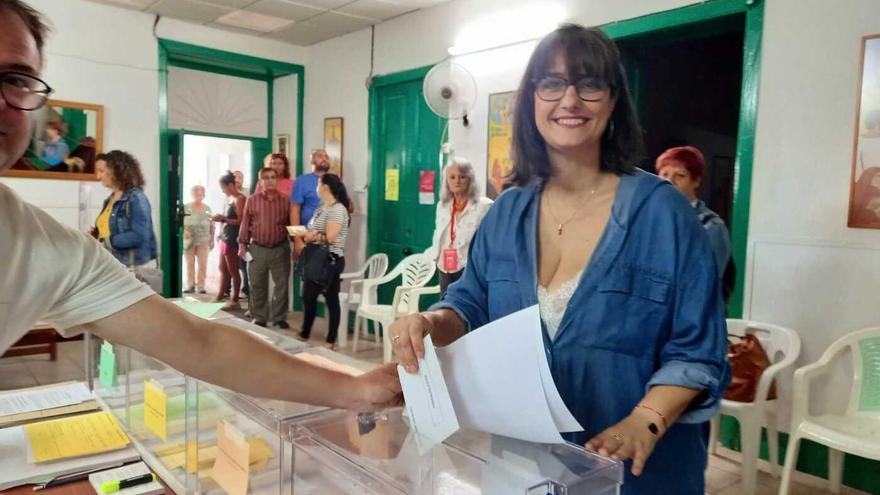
[[107, 188, 157, 266], [431, 170, 730, 494]]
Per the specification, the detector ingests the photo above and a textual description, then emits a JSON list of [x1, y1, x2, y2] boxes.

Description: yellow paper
[[24, 411, 129, 463], [385, 169, 399, 201], [159, 437, 272, 474], [211, 421, 251, 495], [144, 380, 168, 441]]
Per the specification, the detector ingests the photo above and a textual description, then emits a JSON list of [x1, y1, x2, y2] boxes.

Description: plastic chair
[[779, 326, 880, 495], [336, 253, 389, 347], [354, 254, 437, 362], [708, 319, 801, 495]]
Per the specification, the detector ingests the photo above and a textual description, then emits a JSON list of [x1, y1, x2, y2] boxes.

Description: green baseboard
[[720, 415, 880, 494]]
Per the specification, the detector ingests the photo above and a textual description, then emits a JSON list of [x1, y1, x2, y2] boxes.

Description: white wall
[[1, 0, 304, 238], [303, 0, 880, 430], [273, 74, 299, 173]]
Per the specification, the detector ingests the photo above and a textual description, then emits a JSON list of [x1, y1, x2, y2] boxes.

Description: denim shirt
[[432, 170, 730, 494], [107, 188, 158, 266], [693, 199, 732, 277]]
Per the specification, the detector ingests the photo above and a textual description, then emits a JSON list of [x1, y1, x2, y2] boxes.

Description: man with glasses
[[0, 0, 402, 412]]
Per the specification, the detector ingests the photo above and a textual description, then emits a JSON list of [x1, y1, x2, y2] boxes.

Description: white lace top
[[537, 269, 585, 341]]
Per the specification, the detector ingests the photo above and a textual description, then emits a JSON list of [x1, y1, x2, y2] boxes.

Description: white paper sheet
[[436, 305, 582, 443], [89, 462, 164, 495], [398, 335, 460, 455], [0, 383, 93, 417]]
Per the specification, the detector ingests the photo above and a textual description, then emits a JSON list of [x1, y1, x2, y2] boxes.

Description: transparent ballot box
[[289, 408, 623, 495], [87, 315, 372, 495]]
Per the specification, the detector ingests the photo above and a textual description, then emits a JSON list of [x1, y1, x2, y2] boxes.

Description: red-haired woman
[[256, 153, 294, 197]]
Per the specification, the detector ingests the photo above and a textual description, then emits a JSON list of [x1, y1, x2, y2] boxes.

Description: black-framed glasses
[[534, 76, 609, 102], [1, 71, 53, 111]]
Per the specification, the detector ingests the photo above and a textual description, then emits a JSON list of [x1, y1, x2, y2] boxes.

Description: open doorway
[[618, 14, 744, 226], [180, 134, 252, 297]]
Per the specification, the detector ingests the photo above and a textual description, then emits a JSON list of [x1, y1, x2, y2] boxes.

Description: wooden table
[[1, 475, 176, 495], [2, 324, 59, 361]]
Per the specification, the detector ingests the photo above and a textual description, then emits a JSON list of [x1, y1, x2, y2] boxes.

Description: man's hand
[[344, 363, 403, 412], [293, 238, 305, 260]]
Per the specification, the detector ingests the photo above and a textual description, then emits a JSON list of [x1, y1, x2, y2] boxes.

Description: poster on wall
[[419, 170, 436, 205], [486, 91, 516, 199], [324, 117, 344, 178], [849, 34, 880, 229], [385, 169, 399, 202], [275, 134, 290, 161]]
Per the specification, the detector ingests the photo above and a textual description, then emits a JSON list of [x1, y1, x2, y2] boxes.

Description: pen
[[33, 464, 126, 491], [100, 473, 156, 494]]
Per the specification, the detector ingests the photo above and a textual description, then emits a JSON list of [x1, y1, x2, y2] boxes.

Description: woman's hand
[[390, 313, 435, 373], [585, 409, 664, 476], [211, 213, 225, 222], [303, 231, 320, 243]]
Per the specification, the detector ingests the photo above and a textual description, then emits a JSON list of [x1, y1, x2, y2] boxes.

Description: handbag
[[129, 249, 164, 293], [724, 334, 777, 402], [298, 243, 337, 287]]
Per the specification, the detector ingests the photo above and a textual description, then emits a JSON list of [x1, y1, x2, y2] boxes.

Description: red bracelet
[[636, 403, 669, 431]]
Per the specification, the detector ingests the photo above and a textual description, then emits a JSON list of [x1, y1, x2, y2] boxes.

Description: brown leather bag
[[724, 334, 777, 402]]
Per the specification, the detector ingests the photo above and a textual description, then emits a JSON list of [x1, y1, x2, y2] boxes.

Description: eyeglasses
[[534, 76, 609, 102], [1, 71, 53, 111]]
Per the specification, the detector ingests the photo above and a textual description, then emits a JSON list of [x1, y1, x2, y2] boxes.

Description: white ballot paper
[[0, 382, 93, 417], [398, 334, 460, 455], [436, 305, 583, 443]]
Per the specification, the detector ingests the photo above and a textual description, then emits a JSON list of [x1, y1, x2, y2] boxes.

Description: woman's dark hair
[[0, 0, 50, 55], [219, 171, 237, 188], [510, 24, 643, 186], [320, 173, 352, 225], [267, 153, 291, 178], [97, 150, 144, 191]]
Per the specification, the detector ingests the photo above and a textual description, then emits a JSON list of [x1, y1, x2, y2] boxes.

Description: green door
[[370, 71, 445, 304]]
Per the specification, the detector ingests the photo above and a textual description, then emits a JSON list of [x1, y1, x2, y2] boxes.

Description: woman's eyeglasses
[[534, 76, 609, 102], [0, 71, 53, 111]]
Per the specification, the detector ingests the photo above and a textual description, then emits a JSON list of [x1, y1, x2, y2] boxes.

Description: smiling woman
[[391, 24, 729, 495]]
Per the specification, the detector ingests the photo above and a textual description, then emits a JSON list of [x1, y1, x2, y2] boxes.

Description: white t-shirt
[[0, 184, 154, 354]]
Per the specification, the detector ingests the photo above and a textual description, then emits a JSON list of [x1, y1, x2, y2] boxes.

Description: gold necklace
[[545, 182, 600, 236]]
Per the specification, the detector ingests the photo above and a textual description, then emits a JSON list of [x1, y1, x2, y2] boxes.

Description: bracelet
[[636, 403, 669, 432]]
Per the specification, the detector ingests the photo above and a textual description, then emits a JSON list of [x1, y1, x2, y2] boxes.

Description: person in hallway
[[0, 0, 401, 413], [92, 150, 158, 269], [238, 167, 291, 328], [290, 149, 331, 259], [227, 169, 250, 299], [656, 145, 732, 277], [212, 172, 246, 310], [427, 157, 493, 295], [391, 24, 729, 494], [183, 185, 214, 294], [256, 153, 294, 197], [295, 174, 350, 350]]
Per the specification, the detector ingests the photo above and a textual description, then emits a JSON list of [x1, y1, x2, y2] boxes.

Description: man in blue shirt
[[289, 149, 330, 258]]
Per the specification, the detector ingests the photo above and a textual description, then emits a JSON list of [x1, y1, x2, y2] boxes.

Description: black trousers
[[440, 269, 464, 295], [301, 256, 346, 344]]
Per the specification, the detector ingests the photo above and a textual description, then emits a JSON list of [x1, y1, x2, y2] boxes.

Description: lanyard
[[449, 200, 466, 246]]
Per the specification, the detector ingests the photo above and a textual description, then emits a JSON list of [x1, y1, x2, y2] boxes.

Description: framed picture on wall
[[486, 91, 516, 199], [275, 134, 291, 161], [848, 34, 880, 229], [324, 117, 343, 178], [4, 99, 104, 181]]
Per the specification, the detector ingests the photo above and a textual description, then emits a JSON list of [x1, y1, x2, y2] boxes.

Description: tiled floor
[[0, 311, 869, 495]]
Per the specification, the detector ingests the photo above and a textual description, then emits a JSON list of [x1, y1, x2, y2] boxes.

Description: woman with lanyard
[[428, 158, 493, 295]]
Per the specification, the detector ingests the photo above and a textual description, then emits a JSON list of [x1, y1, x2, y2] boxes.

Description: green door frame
[[157, 39, 305, 296], [601, 0, 762, 320], [366, 65, 436, 258]]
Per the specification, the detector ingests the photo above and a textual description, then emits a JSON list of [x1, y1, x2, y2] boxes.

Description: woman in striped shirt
[[298, 173, 350, 349]]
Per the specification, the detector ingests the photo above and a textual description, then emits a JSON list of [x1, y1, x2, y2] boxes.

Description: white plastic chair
[[780, 326, 880, 495], [708, 319, 801, 495], [336, 253, 389, 347], [353, 254, 437, 362]]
